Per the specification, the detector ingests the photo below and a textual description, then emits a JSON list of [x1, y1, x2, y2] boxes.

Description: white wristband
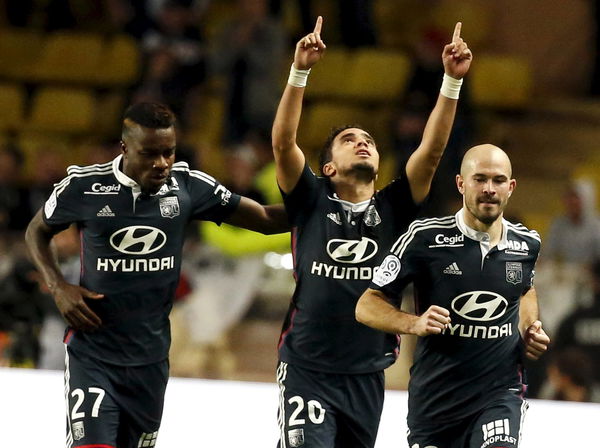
[[288, 64, 311, 88], [440, 73, 463, 99]]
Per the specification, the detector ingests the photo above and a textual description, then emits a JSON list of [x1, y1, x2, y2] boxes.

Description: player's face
[[457, 155, 515, 225], [122, 125, 176, 194], [328, 128, 379, 180]]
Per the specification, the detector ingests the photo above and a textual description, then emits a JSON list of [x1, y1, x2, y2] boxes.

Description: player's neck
[[463, 211, 504, 246], [332, 178, 375, 203]]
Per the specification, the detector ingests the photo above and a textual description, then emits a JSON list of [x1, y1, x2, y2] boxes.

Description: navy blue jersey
[[370, 211, 541, 425], [43, 155, 240, 365], [278, 164, 419, 374]]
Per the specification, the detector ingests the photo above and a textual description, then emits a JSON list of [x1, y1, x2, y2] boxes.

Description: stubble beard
[[345, 162, 377, 183]]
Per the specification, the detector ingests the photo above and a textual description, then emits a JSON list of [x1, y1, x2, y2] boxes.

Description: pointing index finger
[[314, 15, 323, 34], [452, 22, 462, 42]]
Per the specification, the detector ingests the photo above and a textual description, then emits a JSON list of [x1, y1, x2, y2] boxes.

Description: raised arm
[[356, 288, 451, 336], [272, 16, 326, 193], [405, 22, 473, 203], [25, 210, 103, 331], [224, 197, 290, 234], [519, 286, 550, 360]]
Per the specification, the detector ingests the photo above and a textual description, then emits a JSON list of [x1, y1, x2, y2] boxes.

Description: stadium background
[[1, 0, 600, 444]]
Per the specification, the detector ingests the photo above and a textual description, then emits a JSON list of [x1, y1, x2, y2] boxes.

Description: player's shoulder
[[391, 215, 457, 254], [170, 161, 219, 187], [53, 160, 115, 194], [504, 219, 541, 246]]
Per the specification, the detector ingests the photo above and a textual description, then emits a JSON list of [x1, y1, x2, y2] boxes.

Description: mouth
[[356, 149, 371, 157]]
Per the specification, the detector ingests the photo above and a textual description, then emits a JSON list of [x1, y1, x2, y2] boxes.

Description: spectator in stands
[[209, 0, 286, 144], [552, 258, 600, 386], [0, 143, 32, 233], [545, 181, 600, 264], [545, 348, 599, 402], [134, 0, 206, 119]]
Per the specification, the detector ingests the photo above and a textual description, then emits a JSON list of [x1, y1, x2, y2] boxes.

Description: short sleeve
[[281, 163, 320, 226], [369, 229, 422, 299], [43, 175, 83, 231], [186, 170, 241, 223]]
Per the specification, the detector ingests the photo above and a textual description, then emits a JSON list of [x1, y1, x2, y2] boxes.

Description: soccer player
[[25, 102, 288, 448], [356, 144, 550, 448], [272, 16, 472, 448]]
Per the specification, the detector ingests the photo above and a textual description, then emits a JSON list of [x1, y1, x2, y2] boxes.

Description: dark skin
[[25, 122, 289, 331]]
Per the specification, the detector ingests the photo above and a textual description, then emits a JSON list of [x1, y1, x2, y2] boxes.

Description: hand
[[412, 305, 451, 336], [523, 320, 550, 360], [442, 22, 473, 79], [293, 16, 326, 70], [52, 283, 104, 331]]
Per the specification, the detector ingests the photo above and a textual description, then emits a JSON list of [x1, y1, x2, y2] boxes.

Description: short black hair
[[318, 124, 373, 176], [122, 102, 176, 138]]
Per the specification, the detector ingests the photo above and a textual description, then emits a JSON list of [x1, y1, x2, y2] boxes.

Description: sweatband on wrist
[[288, 64, 311, 88], [440, 73, 463, 99]]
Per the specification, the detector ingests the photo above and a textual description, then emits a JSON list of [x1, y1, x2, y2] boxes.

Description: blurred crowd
[[1, 0, 600, 404]]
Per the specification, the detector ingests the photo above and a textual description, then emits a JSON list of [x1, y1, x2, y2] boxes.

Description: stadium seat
[[470, 54, 533, 109], [26, 87, 96, 134], [17, 131, 72, 180], [304, 48, 351, 100], [431, 0, 492, 48], [298, 102, 369, 151], [344, 49, 412, 103], [27, 31, 103, 84], [0, 27, 43, 79], [0, 83, 26, 131], [95, 34, 141, 86]]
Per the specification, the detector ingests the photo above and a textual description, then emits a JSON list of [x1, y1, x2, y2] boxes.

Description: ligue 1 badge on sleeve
[[505, 262, 522, 285], [72, 421, 85, 441], [159, 196, 180, 219]]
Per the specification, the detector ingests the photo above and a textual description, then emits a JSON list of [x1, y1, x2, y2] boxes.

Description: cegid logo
[[451, 291, 508, 321], [109, 226, 166, 255], [326, 238, 378, 264]]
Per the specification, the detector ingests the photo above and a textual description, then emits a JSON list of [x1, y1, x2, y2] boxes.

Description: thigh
[[466, 392, 528, 448], [65, 347, 120, 448], [116, 359, 169, 448], [335, 371, 385, 448], [276, 362, 337, 448], [407, 420, 468, 448]]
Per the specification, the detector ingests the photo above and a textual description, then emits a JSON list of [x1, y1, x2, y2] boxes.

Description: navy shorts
[[276, 361, 385, 448], [65, 346, 169, 448], [407, 390, 528, 448]]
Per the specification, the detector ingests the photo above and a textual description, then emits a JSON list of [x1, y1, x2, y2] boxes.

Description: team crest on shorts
[[505, 262, 522, 285], [72, 421, 85, 441], [363, 204, 381, 227], [159, 196, 180, 218], [288, 428, 305, 447]]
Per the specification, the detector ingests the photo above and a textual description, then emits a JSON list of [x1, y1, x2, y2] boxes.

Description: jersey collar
[[455, 208, 509, 251], [112, 154, 139, 189], [328, 193, 372, 213]]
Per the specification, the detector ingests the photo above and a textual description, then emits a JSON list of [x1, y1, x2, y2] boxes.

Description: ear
[[120, 140, 127, 154], [456, 174, 465, 194], [508, 178, 516, 197], [322, 162, 336, 177]]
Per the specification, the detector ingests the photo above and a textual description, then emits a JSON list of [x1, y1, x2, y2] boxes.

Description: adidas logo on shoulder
[[443, 262, 462, 275], [97, 205, 115, 217]]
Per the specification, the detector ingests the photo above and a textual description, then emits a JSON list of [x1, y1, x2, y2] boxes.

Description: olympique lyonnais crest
[[159, 196, 180, 218], [72, 421, 85, 441], [505, 262, 522, 285], [363, 204, 381, 227], [288, 428, 305, 447]]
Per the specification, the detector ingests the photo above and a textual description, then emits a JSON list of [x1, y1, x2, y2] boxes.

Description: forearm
[[356, 289, 418, 334], [519, 287, 539, 335], [225, 199, 290, 235], [25, 213, 66, 294], [272, 82, 304, 154], [406, 94, 457, 202]]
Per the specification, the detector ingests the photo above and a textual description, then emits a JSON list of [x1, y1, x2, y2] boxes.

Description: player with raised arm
[[357, 144, 550, 448], [272, 16, 472, 448], [25, 102, 288, 448]]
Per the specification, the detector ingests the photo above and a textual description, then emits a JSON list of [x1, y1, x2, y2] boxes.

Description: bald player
[[356, 144, 550, 448]]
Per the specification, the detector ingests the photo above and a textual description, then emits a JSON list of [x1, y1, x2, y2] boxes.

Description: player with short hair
[[25, 102, 288, 448], [356, 144, 550, 448], [272, 16, 472, 448]]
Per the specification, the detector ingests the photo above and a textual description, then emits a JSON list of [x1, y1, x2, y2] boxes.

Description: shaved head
[[460, 144, 512, 178]]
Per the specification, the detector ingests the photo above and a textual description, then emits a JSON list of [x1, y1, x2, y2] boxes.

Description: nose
[[483, 180, 496, 195], [357, 139, 368, 148], [153, 156, 168, 170]]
